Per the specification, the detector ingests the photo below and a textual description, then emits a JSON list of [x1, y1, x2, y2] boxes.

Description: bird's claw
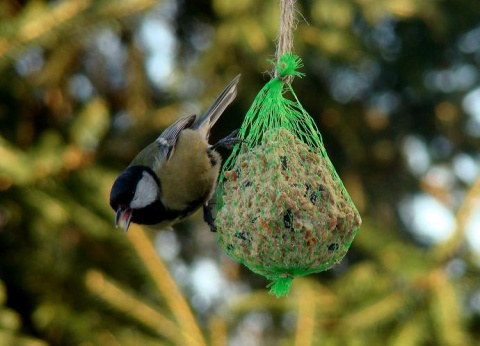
[[213, 129, 242, 150]]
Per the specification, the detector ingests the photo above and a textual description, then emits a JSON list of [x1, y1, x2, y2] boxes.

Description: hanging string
[[274, 0, 297, 79]]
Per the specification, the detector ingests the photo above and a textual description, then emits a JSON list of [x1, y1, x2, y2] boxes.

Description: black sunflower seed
[[235, 231, 251, 243], [280, 156, 288, 170], [327, 243, 339, 251], [242, 180, 252, 188], [283, 209, 294, 230]]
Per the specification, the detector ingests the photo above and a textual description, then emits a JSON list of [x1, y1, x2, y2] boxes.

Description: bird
[[109, 75, 241, 233]]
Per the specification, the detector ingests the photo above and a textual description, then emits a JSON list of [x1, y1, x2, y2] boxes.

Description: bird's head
[[109, 165, 160, 233]]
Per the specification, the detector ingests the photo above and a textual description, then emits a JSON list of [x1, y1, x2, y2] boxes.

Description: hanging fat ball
[[215, 54, 361, 297]]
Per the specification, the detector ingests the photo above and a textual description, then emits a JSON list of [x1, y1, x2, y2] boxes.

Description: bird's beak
[[115, 207, 133, 233]]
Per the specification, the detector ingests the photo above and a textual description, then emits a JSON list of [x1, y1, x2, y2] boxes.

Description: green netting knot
[[270, 52, 305, 79], [267, 275, 293, 297]]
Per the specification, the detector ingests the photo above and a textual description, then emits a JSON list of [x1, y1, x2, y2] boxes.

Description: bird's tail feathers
[[192, 74, 241, 140]]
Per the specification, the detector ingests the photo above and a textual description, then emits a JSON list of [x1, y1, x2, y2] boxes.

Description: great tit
[[109, 75, 241, 233]]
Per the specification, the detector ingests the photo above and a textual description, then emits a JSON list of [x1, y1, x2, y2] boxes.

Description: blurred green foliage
[[0, 0, 479, 345]]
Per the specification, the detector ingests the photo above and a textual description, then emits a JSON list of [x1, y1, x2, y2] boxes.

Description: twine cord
[[275, 0, 296, 78]]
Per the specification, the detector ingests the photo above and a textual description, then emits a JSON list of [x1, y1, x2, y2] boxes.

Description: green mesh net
[[215, 53, 362, 297]]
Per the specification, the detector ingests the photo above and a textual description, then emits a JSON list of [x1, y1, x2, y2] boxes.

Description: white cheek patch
[[130, 171, 159, 209]]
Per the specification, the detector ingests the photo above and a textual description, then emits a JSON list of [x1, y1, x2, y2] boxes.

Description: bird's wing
[[191, 74, 241, 141], [156, 114, 196, 161], [130, 114, 196, 169]]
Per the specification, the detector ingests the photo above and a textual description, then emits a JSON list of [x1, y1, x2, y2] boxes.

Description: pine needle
[[84, 270, 181, 344], [127, 226, 207, 346]]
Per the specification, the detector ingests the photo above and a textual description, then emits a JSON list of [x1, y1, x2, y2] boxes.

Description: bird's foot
[[203, 203, 217, 232], [213, 129, 242, 150]]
